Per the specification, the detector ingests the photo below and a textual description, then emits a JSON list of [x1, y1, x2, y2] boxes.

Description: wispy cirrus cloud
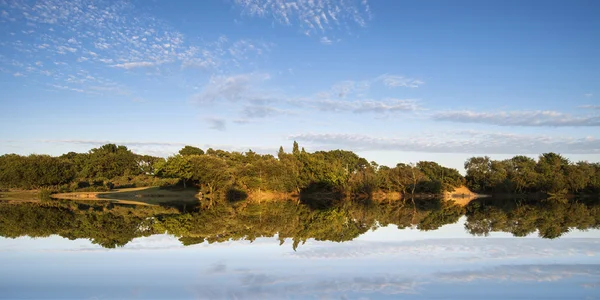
[[241, 105, 291, 119], [580, 105, 600, 110], [319, 36, 334, 45], [40, 139, 187, 147], [314, 98, 418, 113], [193, 73, 272, 104], [288, 238, 600, 261], [233, 0, 372, 37], [1, 0, 270, 94], [40, 139, 189, 157], [289, 131, 600, 154], [436, 264, 600, 283], [432, 110, 600, 127], [38, 139, 277, 156], [192, 72, 423, 125], [321, 74, 424, 98], [112, 61, 160, 70], [582, 282, 600, 289], [377, 74, 424, 88]]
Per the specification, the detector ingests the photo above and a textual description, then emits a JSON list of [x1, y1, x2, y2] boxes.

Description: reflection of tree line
[[1, 197, 598, 249], [464, 197, 600, 239], [0, 201, 176, 248]]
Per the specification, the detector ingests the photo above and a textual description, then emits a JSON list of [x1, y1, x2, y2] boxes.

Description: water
[[0, 197, 599, 299]]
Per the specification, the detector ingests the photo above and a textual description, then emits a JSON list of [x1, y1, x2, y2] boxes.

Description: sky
[[0, 0, 599, 171], [1, 218, 599, 299]]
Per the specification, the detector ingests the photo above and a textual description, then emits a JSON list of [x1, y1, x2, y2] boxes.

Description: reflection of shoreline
[[52, 186, 199, 206], [0, 195, 598, 248]]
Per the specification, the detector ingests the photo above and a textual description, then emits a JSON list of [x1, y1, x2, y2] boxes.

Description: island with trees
[[1, 142, 599, 248], [1, 142, 598, 201]]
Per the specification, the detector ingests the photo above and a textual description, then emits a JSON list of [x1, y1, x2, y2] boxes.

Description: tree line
[[465, 153, 600, 195], [0, 142, 464, 197], [1, 142, 598, 196]]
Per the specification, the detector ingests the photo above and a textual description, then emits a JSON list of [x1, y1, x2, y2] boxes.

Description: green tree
[[292, 141, 300, 156], [179, 146, 204, 156], [536, 153, 569, 193], [189, 155, 232, 197], [83, 144, 140, 179], [464, 156, 491, 192], [155, 155, 194, 188]]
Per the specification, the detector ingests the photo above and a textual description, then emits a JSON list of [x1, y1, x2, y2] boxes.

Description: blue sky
[[1, 0, 599, 170]]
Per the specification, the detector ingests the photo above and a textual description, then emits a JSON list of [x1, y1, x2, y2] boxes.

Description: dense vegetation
[[1, 143, 599, 197], [465, 154, 600, 195], [0, 142, 464, 197], [1, 196, 598, 248]]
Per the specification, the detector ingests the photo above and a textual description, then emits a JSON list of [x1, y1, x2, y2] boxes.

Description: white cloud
[[584, 93, 593, 98], [432, 110, 600, 127], [354, 99, 418, 113], [289, 131, 600, 154], [41, 139, 188, 147], [329, 80, 371, 98], [320, 36, 333, 45], [189, 72, 424, 125], [241, 105, 290, 119], [314, 98, 418, 113], [193, 73, 271, 105], [2, 0, 270, 94], [436, 264, 600, 283], [580, 105, 600, 110], [233, 0, 371, 36], [37, 139, 277, 157], [377, 74, 424, 88], [582, 282, 600, 289], [112, 61, 159, 69]]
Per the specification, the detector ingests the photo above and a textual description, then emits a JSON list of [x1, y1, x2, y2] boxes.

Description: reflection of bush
[[226, 187, 248, 202]]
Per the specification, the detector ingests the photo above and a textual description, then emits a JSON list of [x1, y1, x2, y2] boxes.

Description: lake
[[0, 197, 599, 299]]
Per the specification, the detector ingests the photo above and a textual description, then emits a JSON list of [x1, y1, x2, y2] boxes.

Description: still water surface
[[0, 197, 599, 299]]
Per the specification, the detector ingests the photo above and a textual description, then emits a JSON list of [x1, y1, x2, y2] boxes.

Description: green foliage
[[82, 144, 140, 179], [0, 201, 169, 248], [464, 197, 600, 239], [464, 153, 600, 194], [2, 195, 597, 250], [9, 141, 597, 199], [0, 154, 75, 189], [178, 146, 204, 156], [416, 161, 464, 193], [189, 154, 232, 195]]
